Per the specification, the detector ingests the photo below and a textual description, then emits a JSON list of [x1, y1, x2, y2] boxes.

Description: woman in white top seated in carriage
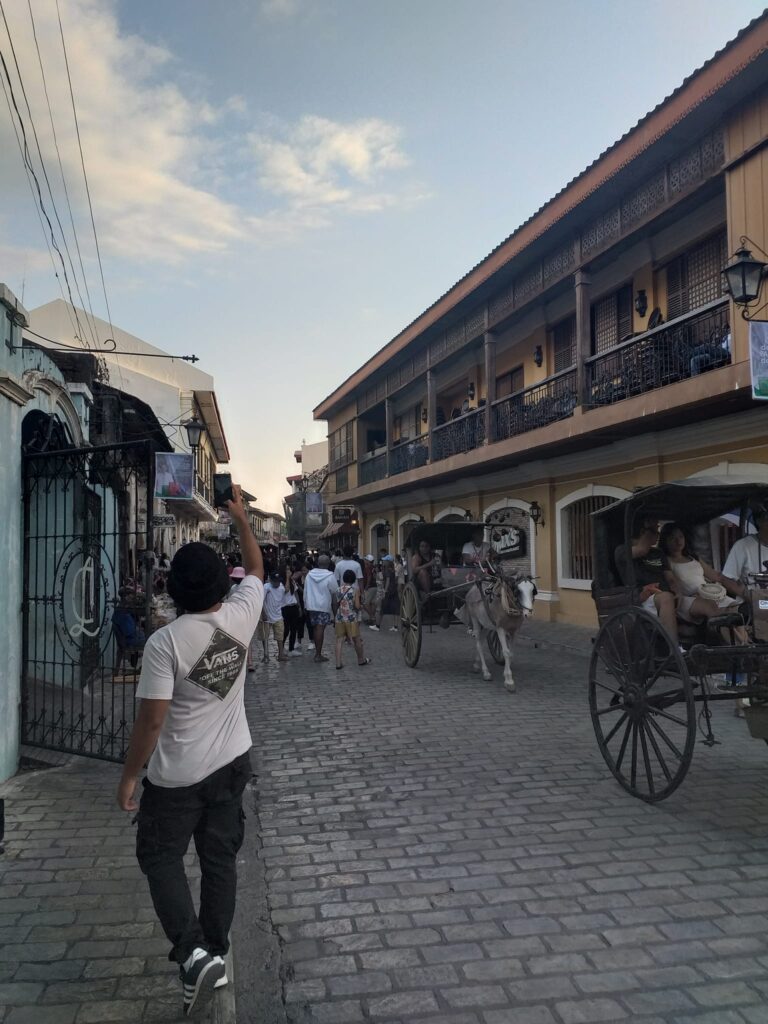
[[659, 522, 748, 642]]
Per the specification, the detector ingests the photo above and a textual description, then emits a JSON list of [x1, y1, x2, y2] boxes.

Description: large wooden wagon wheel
[[589, 607, 695, 803], [400, 582, 423, 667], [487, 630, 505, 665]]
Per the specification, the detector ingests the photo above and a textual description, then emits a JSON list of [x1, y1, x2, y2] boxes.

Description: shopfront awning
[[318, 521, 345, 539]]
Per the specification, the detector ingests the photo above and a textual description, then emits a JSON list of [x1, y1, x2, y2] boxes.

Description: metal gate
[[21, 440, 155, 761]]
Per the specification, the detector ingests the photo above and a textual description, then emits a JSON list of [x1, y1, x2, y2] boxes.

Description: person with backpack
[[334, 569, 371, 670]]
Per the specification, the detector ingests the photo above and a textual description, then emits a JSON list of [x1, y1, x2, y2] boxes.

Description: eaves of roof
[[313, 10, 768, 422]]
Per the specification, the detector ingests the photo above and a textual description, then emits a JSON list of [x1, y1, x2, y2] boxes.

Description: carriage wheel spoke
[[630, 722, 639, 789], [614, 718, 633, 774], [596, 702, 627, 716], [643, 652, 676, 691], [648, 706, 688, 729], [642, 719, 672, 782], [639, 721, 655, 796], [594, 679, 623, 697], [601, 632, 627, 679], [603, 710, 628, 744], [645, 712, 684, 761]]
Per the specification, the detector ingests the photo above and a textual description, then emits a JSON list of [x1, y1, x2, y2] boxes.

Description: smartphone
[[213, 473, 233, 508]]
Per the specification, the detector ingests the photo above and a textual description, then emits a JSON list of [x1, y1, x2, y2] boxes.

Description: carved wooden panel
[[465, 305, 485, 338], [489, 282, 515, 323], [621, 172, 666, 231], [514, 265, 542, 306], [543, 241, 576, 286], [581, 208, 620, 258]]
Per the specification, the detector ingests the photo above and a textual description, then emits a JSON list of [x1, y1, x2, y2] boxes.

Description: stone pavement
[[244, 617, 768, 1024], [0, 755, 235, 1024]]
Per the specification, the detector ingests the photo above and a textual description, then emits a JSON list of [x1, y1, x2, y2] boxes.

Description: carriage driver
[[462, 528, 491, 566], [614, 516, 681, 647]]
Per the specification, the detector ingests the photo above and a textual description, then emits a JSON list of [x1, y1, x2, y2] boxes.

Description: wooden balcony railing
[[431, 408, 486, 462], [586, 299, 730, 407], [390, 434, 429, 476], [492, 368, 578, 443], [359, 452, 387, 485]]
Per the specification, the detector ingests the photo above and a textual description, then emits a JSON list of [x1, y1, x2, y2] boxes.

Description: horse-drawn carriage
[[590, 476, 768, 803], [399, 516, 537, 687]]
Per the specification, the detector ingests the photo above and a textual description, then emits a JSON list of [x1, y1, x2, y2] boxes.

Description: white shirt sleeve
[[723, 538, 749, 582], [461, 542, 474, 555], [136, 630, 176, 700], [224, 576, 265, 630]]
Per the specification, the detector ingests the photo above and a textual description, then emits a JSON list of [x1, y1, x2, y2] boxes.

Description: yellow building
[[314, 15, 768, 627]]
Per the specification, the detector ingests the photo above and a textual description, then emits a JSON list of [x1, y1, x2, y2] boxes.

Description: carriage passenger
[[614, 517, 681, 647], [659, 523, 748, 642], [411, 539, 441, 593]]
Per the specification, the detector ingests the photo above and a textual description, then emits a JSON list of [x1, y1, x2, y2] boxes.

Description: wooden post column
[[426, 369, 436, 459], [483, 331, 496, 442], [575, 269, 591, 407], [385, 398, 393, 477]]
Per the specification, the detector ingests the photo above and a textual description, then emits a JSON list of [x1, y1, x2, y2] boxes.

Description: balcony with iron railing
[[359, 451, 388, 485], [390, 433, 430, 475], [586, 298, 730, 408], [348, 300, 736, 492], [492, 368, 578, 443], [431, 408, 486, 462]]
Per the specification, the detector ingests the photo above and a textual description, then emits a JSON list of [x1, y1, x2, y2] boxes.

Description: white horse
[[459, 571, 537, 691]]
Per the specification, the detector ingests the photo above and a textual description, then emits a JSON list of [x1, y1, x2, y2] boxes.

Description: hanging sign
[[490, 525, 527, 559], [749, 321, 768, 400], [155, 453, 194, 499], [332, 506, 353, 524], [153, 515, 176, 528]]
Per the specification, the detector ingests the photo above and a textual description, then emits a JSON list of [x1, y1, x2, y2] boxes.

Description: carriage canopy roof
[[591, 475, 768, 530]]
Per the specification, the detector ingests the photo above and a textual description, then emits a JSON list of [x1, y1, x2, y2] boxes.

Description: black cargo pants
[[136, 751, 251, 964]]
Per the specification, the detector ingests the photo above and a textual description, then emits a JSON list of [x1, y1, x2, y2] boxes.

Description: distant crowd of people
[[226, 545, 405, 670]]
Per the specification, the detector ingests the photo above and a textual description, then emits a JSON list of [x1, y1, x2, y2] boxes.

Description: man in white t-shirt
[[259, 573, 287, 662], [462, 528, 490, 566], [723, 507, 768, 591], [334, 544, 363, 588], [117, 485, 263, 1019]]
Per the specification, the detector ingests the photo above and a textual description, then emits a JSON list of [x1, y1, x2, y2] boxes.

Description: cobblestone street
[[244, 620, 768, 1024]]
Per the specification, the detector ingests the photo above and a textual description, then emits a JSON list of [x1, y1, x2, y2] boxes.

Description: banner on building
[[749, 321, 768, 400], [155, 453, 194, 499], [305, 492, 323, 515]]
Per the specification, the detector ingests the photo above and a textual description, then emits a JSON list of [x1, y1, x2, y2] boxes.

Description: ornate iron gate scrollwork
[[21, 440, 154, 761]]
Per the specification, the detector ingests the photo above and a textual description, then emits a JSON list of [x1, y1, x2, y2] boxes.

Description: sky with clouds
[[0, 0, 765, 510]]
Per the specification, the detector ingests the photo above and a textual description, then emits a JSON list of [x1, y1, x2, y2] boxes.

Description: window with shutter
[[590, 283, 633, 355], [551, 316, 576, 372], [665, 228, 726, 320], [496, 365, 524, 398]]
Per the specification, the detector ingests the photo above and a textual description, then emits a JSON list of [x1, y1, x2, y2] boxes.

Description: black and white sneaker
[[213, 955, 228, 989], [180, 948, 225, 1017]]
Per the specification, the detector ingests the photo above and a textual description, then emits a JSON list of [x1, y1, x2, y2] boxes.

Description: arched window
[[397, 513, 421, 551], [369, 519, 390, 557], [556, 486, 630, 590]]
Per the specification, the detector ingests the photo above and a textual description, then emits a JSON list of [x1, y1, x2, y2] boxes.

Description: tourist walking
[[335, 569, 371, 669], [281, 568, 303, 656], [334, 544, 363, 587], [260, 573, 288, 662], [303, 554, 339, 662], [117, 485, 263, 1018]]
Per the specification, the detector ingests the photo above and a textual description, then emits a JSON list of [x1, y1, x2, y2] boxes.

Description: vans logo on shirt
[[186, 628, 247, 699]]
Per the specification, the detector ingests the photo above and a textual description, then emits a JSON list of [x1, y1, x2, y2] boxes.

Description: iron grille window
[[496, 365, 524, 398], [566, 494, 619, 580], [329, 421, 353, 470], [666, 229, 727, 320], [591, 284, 633, 355], [552, 316, 576, 373], [335, 466, 348, 492]]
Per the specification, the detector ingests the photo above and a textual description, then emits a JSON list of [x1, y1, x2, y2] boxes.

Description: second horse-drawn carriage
[[399, 515, 537, 688], [590, 476, 768, 803]]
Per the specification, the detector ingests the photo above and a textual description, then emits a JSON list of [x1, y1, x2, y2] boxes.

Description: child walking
[[335, 569, 371, 670]]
